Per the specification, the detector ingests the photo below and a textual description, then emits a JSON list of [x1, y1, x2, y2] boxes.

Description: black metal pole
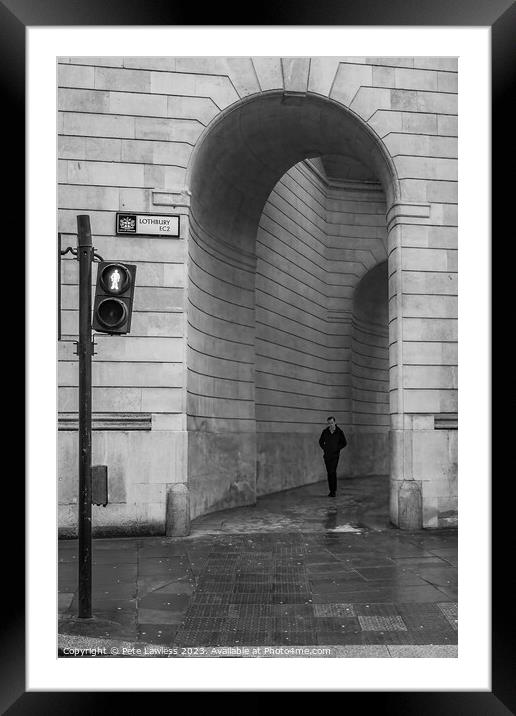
[[77, 215, 93, 618]]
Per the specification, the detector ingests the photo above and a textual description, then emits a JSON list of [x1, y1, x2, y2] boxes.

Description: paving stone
[[390, 556, 448, 566], [137, 608, 185, 625], [396, 610, 451, 631], [152, 581, 194, 595], [353, 603, 400, 616], [270, 604, 315, 617], [410, 566, 458, 587], [310, 578, 369, 593], [58, 593, 75, 613], [436, 584, 458, 600], [59, 515, 457, 652], [314, 617, 361, 633], [273, 632, 318, 646], [138, 592, 190, 611], [271, 593, 312, 604]]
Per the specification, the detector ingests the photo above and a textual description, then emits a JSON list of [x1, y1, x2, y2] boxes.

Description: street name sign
[[116, 212, 180, 237]]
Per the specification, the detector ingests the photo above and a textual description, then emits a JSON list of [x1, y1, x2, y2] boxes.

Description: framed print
[[10, 0, 508, 708]]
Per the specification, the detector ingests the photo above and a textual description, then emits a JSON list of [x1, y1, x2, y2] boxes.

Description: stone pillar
[[387, 207, 429, 529], [387, 203, 457, 529], [166, 484, 190, 537]]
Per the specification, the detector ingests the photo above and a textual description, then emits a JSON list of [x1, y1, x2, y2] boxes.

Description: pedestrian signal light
[[92, 262, 136, 334]]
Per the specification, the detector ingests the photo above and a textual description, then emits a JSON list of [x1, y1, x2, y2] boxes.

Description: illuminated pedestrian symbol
[[109, 268, 121, 291]]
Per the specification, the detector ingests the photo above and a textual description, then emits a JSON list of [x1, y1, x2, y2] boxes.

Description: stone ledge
[[58, 412, 152, 431], [386, 201, 431, 231], [434, 413, 458, 430]]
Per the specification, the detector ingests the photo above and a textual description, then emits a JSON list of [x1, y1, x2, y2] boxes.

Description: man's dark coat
[[318, 425, 347, 456]]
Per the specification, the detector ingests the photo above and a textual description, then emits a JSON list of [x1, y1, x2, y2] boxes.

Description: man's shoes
[[328, 492, 336, 497]]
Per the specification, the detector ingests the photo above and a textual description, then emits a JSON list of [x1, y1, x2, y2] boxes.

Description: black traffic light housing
[[92, 262, 136, 334]]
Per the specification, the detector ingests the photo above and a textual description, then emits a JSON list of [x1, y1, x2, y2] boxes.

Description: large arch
[[185, 91, 400, 520]]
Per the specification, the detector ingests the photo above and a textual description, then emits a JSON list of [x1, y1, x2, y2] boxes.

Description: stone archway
[[184, 90, 401, 523]]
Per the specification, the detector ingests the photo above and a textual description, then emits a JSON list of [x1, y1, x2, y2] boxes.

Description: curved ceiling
[[188, 92, 397, 249]]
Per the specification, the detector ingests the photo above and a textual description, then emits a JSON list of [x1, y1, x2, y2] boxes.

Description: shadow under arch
[[185, 91, 399, 520], [350, 260, 390, 477], [186, 91, 400, 252]]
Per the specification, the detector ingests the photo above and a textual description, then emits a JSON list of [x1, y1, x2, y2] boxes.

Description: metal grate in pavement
[[236, 615, 275, 631], [228, 603, 273, 618], [184, 604, 230, 618], [227, 631, 273, 645], [437, 602, 458, 631], [229, 593, 275, 604], [396, 603, 452, 631], [358, 616, 407, 631], [233, 583, 273, 594], [180, 617, 236, 631], [272, 581, 309, 593], [313, 603, 356, 617], [235, 574, 272, 584], [190, 593, 233, 605]]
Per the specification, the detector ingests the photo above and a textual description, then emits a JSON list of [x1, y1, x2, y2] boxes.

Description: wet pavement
[[58, 477, 458, 657]]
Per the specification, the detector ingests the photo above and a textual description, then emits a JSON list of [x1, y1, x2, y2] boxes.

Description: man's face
[[327, 418, 335, 432]]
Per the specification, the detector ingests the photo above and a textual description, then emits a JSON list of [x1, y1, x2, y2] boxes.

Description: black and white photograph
[[56, 53, 460, 659], [14, 11, 502, 703]]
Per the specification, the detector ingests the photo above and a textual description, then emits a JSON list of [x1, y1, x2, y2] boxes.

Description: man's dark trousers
[[324, 453, 339, 495]]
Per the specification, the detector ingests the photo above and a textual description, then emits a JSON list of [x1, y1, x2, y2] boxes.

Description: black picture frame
[[11, 0, 508, 708]]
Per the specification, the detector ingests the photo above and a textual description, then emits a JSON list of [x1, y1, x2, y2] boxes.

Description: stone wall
[[57, 56, 458, 532]]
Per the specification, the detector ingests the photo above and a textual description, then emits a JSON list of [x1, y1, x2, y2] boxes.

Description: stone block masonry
[[58, 56, 457, 533]]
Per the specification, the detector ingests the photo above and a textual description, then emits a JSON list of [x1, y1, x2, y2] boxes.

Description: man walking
[[319, 416, 347, 497]]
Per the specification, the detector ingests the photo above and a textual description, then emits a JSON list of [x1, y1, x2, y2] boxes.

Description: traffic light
[[92, 262, 136, 334]]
